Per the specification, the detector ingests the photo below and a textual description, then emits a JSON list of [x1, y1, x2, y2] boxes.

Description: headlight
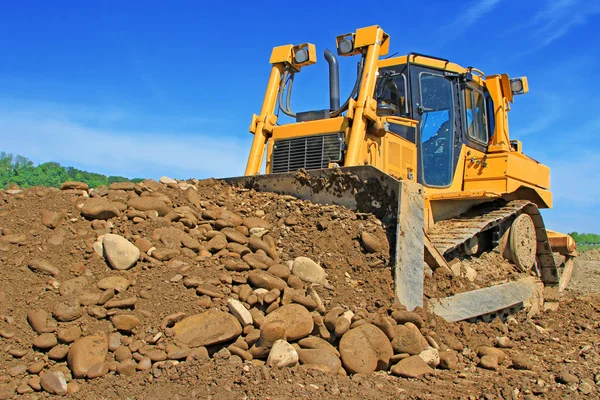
[[294, 48, 309, 64], [338, 38, 354, 55], [510, 78, 524, 93]]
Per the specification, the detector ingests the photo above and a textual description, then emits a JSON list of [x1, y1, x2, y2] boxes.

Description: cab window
[[464, 87, 488, 144]]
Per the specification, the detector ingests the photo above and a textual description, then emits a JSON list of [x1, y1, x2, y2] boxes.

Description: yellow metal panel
[[355, 26, 389, 55], [269, 45, 294, 64], [378, 56, 484, 86], [271, 117, 348, 140], [506, 152, 550, 189]]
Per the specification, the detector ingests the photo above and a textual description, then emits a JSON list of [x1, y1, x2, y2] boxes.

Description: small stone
[[511, 353, 534, 370], [556, 370, 579, 384], [117, 360, 137, 376], [28, 360, 45, 374], [267, 340, 298, 368], [103, 234, 140, 270], [227, 299, 253, 326], [114, 346, 133, 362], [291, 257, 326, 284], [438, 350, 458, 370], [147, 349, 167, 362], [298, 336, 340, 357], [59, 276, 89, 297], [111, 314, 142, 332], [297, 348, 342, 373], [390, 310, 424, 329], [61, 181, 89, 190], [41, 210, 64, 229], [248, 270, 287, 291], [137, 357, 152, 370], [478, 354, 499, 370], [419, 347, 440, 368], [28, 259, 59, 276], [160, 176, 177, 184], [57, 326, 82, 343], [391, 355, 434, 378], [9, 365, 27, 377], [267, 264, 290, 280], [98, 276, 131, 292], [495, 336, 514, 348], [40, 371, 68, 395], [207, 234, 228, 253], [53, 302, 82, 322], [48, 344, 70, 360], [27, 308, 50, 333], [361, 232, 382, 253], [87, 363, 109, 379], [477, 346, 506, 364]]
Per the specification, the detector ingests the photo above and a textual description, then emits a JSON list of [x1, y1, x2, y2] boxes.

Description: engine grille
[[271, 133, 343, 173]]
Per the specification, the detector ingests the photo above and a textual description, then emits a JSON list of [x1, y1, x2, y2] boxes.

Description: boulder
[[80, 198, 120, 220], [67, 334, 108, 378], [267, 340, 298, 368], [291, 257, 326, 284], [173, 309, 242, 347], [263, 304, 313, 341], [339, 323, 393, 374], [103, 234, 140, 270]]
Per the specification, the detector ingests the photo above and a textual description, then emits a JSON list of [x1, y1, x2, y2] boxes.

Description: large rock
[[263, 304, 313, 341], [67, 334, 108, 378], [173, 309, 242, 347], [102, 234, 140, 270], [267, 340, 298, 368], [40, 371, 68, 395], [127, 197, 170, 216], [339, 323, 393, 374], [291, 257, 326, 284], [243, 217, 271, 230], [80, 198, 120, 220], [391, 355, 434, 378]]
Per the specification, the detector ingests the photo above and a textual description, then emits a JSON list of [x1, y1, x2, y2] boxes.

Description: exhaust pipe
[[324, 49, 340, 111]]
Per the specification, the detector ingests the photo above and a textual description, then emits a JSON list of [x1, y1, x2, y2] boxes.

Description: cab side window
[[464, 87, 488, 144]]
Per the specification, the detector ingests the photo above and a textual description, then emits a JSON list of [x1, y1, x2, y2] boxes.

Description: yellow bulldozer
[[223, 25, 576, 322]]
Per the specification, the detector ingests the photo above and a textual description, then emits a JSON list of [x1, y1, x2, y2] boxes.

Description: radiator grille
[[271, 133, 343, 173]]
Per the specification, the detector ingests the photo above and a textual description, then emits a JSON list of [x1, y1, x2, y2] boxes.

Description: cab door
[[409, 66, 459, 188]]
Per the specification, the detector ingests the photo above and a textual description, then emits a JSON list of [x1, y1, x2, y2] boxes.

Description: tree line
[[568, 232, 600, 245], [0, 152, 144, 189]]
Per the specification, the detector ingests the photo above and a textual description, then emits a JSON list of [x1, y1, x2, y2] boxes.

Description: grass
[[577, 244, 600, 252]]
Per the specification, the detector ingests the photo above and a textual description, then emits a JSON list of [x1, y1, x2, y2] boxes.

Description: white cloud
[[439, 0, 503, 41], [0, 109, 252, 180]]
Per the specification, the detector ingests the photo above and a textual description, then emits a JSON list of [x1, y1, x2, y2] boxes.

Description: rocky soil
[[0, 178, 598, 400]]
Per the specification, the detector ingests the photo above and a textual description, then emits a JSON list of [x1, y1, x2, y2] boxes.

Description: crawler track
[[427, 200, 560, 286]]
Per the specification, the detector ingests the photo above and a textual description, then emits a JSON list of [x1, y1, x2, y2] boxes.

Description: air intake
[[272, 133, 343, 173]]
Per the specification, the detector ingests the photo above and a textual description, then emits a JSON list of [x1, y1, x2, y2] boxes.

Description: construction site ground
[[0, 180, 598, 400]]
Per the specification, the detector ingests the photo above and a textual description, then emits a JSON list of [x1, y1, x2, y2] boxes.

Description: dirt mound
[[0, 179, 598, 399]]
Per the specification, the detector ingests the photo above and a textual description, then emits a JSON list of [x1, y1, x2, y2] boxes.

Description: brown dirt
[[0, 181, 599, 399]]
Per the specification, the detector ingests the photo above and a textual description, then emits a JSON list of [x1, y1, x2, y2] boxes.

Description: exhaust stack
[[324, 49, 340, 111]]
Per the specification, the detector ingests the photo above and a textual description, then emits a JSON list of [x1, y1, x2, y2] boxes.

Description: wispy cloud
[[435, 0, 503, 46], [508, 0, 600, 55], [0, 105, 251, 180]]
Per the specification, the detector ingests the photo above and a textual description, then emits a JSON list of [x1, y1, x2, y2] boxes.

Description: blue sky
[[1, 0, 599, 233]]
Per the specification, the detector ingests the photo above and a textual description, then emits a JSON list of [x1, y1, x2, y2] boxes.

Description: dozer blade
[[429, 278, 536, 322], [221, 166, 425, 311]]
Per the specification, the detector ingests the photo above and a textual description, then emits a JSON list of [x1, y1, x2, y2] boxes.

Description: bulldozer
[[222, 25, 576, 322]]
